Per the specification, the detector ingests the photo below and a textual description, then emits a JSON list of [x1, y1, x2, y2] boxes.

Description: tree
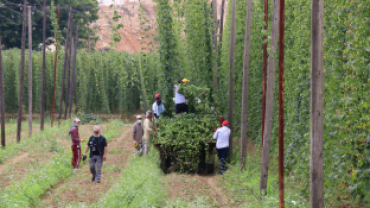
[[228, 0, 237, 155], [0, 0, 98, 49], [40, 0, 46, 131], [260, 0, 280, 193], [240, 0, 253, 171], [310, 0, 324, 207], [0, 29, 5, 148], [16, 0, 27, 143]]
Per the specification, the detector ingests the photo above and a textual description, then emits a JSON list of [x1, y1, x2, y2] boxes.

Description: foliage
[[0, 49, 159, 114], [154, 112, 217, 172], [0, 0, 98, 49], [0, 120, 70, 163], [218, 0, 370, 205], [155, 0, 180, 117], [92, 152, 166, 207], [221, 150, 308, 208], [0, 149, 75, 207]]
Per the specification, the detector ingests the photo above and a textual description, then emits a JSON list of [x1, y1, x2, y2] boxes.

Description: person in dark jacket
[[69, 118, 81, 170], [83, 126, 108, 183]]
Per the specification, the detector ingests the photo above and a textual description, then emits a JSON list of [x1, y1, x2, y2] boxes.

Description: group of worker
[[68, 78, 231, 183]]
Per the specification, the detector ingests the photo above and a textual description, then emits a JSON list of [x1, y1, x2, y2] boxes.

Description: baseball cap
[[136, 115, 142, 119], [73, 118, 81, 122]]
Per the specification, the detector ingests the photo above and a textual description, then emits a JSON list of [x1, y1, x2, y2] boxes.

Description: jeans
[[216, 147, 229, 175], [89, 155, 103, 182]]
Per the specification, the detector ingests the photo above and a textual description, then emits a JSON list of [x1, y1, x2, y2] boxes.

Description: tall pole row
[[40, 0, 47, 131], [51, 6, 60, 127], [278, 0, 285, 206], [228, 0, 237, 155], [240, 0, 253, 171], [310, 0, 324, 207], [0, 29, 5, 148], [17, 0, 28, 143], [262, 0, 268, 152], [28, 6, 33, 137]]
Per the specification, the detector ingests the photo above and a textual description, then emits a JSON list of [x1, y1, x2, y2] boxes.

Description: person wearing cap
[[173, 78, 190, 114], [132, 115, 145, 157], [143, 110, 156, 156], [83, 126, 108, 183], [213, 120, 231, 175], [152, 94, 165, 119], [69, 118, 81, 170]]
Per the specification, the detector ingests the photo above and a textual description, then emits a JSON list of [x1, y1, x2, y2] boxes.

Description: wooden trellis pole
[[310, 0, 324, 207], [240, 0, 253, 171], [228, 0, 237, 155], [278, 0, 285, 206], [260, 0, 280, 193], [16, 0, 28, 143], [0, 29, 5, 148], [40, 0, 47, 131], [65, 18, 74, 119], [28, 6, 33, 137], [51, 6, 60, 127], [58, 8, 72, 125], [69, 24, 79, 118], [262, 0, 268, 152]]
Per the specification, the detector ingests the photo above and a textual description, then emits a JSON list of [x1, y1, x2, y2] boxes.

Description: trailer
[[154, 141, 217, 174]]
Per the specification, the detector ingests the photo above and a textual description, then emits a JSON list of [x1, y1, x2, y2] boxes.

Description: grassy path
[[39, 126, 133, 207], [0, 124, 96, 190]]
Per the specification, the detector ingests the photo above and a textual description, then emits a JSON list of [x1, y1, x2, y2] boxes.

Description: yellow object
[[81, 139, 85, 143], [134, 142, 139, 147], [182, 78, 190, 83]]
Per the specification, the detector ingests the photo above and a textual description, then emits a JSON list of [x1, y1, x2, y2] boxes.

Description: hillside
[[92, 0, 227, 52]]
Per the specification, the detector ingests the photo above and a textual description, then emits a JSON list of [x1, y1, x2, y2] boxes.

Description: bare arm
[[103, 146, 107, 160], [83, 145, 90, 156], [132, 134, 136, 141]]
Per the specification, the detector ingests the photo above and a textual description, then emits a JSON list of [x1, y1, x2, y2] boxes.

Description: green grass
[[0, 149, 76, 208], [0, 120, 70, 164], [220, 149, 308, 208], [89, 151, 166, 207]]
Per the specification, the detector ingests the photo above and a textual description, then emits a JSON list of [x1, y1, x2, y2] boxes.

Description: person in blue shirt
[[152, 94, 165, 119]]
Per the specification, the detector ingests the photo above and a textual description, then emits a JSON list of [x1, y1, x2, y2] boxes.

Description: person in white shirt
[[152, 94, 165, 119], [143, 110, 156, 156], [173, 78, 190, 114], [213, 120, 231, 175]]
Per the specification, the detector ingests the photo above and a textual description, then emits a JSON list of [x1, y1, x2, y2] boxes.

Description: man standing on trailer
[[132, 115, 145, 157], [152, 94, 165, 119], [83, 126, 107, 183], [213, 120, 231, 175], [70, 118, 81, 170], [174, 78, 190, 114]]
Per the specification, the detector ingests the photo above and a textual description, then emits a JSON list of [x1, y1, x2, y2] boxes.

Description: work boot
[[91, 175, 95, 182]]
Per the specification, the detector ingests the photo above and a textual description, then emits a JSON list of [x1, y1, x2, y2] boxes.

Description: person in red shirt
[[69, 118, 81, 170]]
